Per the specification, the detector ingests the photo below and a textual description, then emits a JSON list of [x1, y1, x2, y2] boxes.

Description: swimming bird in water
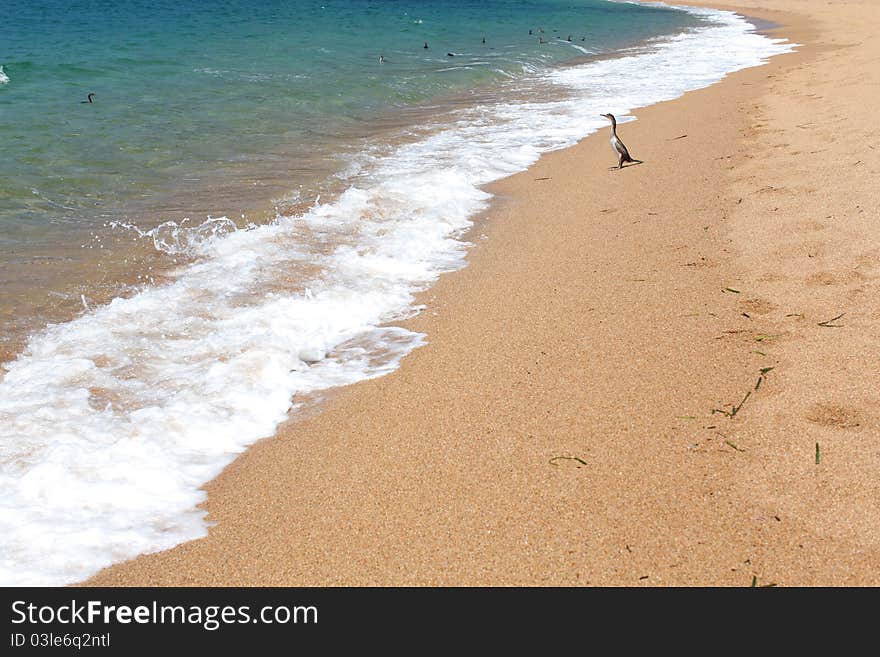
[[424, 42, 429, 49], [378, 54, 385, 63], [601, 113, 642, 169], [81, 92, 95, 104]]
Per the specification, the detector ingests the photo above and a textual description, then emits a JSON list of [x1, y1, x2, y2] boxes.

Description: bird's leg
[[618, 153, 625, 169]]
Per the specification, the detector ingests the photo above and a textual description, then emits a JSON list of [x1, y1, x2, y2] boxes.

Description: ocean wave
[[0, 5, 794, 585], [193, 67, 310, 83], [0, 66, 9, 85], [109, 216, 242, 256], [567, 44, 595, 55]]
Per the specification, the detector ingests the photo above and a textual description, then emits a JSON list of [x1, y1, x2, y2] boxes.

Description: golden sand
[[87, 0, 880, 586]]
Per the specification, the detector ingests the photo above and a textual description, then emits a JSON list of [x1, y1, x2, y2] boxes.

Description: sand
[[86, 0, 880, 586]]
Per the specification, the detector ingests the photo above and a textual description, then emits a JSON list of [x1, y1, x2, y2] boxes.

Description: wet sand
[[87, 0, 880, 586]]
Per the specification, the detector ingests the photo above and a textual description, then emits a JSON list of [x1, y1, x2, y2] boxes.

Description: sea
[[0, 0, 793, 585]]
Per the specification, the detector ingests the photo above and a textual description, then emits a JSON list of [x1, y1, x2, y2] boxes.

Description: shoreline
[[86, 0, 880, 586], [0, 6, 692, 365]]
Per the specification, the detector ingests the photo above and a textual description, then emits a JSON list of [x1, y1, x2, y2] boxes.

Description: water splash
[[109, 216, 241, 256]]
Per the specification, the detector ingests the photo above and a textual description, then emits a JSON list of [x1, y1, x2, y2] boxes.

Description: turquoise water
[[0, 1, 699, 295]]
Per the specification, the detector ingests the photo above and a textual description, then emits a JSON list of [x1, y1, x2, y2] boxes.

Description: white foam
[[0, 5, 794, 585], [109, 216, 242, 256], [0, 66, 8, 84]]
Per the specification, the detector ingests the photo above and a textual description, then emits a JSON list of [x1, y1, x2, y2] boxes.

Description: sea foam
[[0, 66, 9, 84], [0, 5, 793, 585]]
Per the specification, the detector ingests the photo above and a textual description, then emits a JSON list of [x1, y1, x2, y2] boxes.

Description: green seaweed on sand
[[713, 389, 752, 417]]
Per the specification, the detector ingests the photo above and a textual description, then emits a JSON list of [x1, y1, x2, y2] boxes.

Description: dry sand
[[87, 0, 880, 586]]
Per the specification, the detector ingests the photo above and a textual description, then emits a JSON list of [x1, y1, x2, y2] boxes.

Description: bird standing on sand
[[81, 92, 95, 104], [600, 113, 642, 169]]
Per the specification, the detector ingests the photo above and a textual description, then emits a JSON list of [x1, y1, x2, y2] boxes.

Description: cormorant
[[600, 113, 643, 169]]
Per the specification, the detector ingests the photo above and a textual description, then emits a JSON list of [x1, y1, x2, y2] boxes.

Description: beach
[[67, 0, 879, 585]]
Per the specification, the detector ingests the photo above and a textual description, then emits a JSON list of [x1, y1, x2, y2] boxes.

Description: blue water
[[0, 1, 700, 320]]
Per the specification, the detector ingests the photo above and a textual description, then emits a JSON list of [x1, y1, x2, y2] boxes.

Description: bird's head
[[600, 113, 615, 121]]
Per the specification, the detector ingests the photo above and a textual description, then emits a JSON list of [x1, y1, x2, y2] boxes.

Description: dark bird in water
[[424, 42, 429, 49], [378, 54, 385, 63], [81, 92, 95, 104], [529, 29, 533, 35], [482, 36, 486, 44], [447, 52, 455, 57], [600, 113, 643, 169], [567, 35, 572, 41]]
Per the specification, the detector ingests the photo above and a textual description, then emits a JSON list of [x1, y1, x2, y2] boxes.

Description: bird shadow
[[608, 160, 645, 171]]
